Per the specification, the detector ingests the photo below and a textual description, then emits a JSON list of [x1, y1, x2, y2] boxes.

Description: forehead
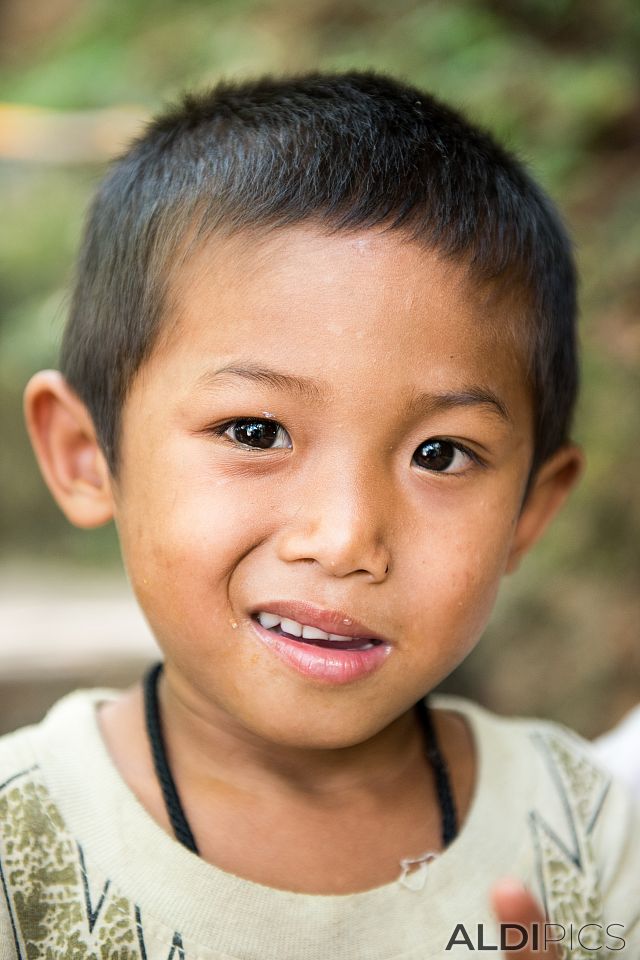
[[145, 224, 530, 414]]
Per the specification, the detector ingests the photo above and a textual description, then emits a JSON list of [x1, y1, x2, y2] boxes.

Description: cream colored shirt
[[0, 688, 638, 959], [594, 704, 640, 800]]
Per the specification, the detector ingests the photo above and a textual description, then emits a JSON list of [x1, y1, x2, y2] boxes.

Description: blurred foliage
[[1, 0, 638, 734]]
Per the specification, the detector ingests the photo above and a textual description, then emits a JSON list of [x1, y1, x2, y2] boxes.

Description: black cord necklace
[[143, 660, 458, 857]]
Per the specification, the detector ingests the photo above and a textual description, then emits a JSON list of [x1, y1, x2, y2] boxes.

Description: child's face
[[95, 227, 574, 746]]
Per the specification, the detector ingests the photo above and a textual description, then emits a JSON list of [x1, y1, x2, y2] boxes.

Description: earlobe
[[23, 370, 115, 529], [506, 444, 584, 574]]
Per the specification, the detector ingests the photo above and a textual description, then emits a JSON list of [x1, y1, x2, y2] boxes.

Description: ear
[[505, 444, 584, 574], [23, 370, 115, 528]]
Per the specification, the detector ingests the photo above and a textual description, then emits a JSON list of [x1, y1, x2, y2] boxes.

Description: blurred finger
[[490, 877, 559, 957]]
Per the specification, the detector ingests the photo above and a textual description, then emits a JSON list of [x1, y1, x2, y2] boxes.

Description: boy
[[3, 71, 639, 958]]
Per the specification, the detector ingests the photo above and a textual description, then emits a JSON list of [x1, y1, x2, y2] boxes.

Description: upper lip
[[250, 600, 390, 644]]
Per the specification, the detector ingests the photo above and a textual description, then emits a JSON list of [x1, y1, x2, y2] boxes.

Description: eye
[[213, 418, 292, 451], [412, 439, 478, 474]]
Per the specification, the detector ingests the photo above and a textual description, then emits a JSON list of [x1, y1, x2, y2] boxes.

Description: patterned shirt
[[0, 689, 638, 959]]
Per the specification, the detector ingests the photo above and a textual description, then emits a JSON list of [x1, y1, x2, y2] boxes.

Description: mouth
[[246, 602, 392, 684], [252, 612, 383, 651]]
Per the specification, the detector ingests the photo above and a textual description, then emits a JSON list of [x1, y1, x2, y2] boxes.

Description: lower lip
[[249, 619, 392, 684]]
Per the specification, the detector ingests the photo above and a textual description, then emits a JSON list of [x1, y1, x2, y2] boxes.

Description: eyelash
[[208, 418, 485, 474]]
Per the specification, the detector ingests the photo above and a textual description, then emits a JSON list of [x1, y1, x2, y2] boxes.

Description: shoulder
[[0, 722, 36, 957], [432, 691, 619, 784], [0, 687, 120, 778], [0, 686, 123, 831], [432, 694, 640, 946], [0, 688, 123, 957], [431, 691, 636, 837], [0, 729, 36, 785]]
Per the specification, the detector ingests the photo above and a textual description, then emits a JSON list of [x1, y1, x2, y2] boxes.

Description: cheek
[[405, 499, 518, 645], [118, 467, 274, 628]]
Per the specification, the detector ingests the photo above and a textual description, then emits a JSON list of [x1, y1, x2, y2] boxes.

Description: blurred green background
[[1, 0, 638, 736]]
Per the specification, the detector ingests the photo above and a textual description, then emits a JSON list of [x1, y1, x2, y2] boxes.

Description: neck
[[157, 663, 428, 804]]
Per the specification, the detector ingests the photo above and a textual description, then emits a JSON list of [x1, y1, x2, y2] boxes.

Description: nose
[[276, 459, 392, 581]]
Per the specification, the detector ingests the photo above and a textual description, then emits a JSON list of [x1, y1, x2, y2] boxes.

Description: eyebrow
[[404, 385, 511, 423], [196, 362, 327, 403], [195, 362, 511, 423]]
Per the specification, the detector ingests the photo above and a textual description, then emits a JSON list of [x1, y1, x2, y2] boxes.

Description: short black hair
[[60, 70, 578, 479]]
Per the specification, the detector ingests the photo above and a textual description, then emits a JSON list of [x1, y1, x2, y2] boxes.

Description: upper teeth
[[257, 612, 368, 643]]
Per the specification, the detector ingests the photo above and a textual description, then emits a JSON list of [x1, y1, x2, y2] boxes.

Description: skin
[[25, 226, 579, 950], [492, 881, 559, 958]]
